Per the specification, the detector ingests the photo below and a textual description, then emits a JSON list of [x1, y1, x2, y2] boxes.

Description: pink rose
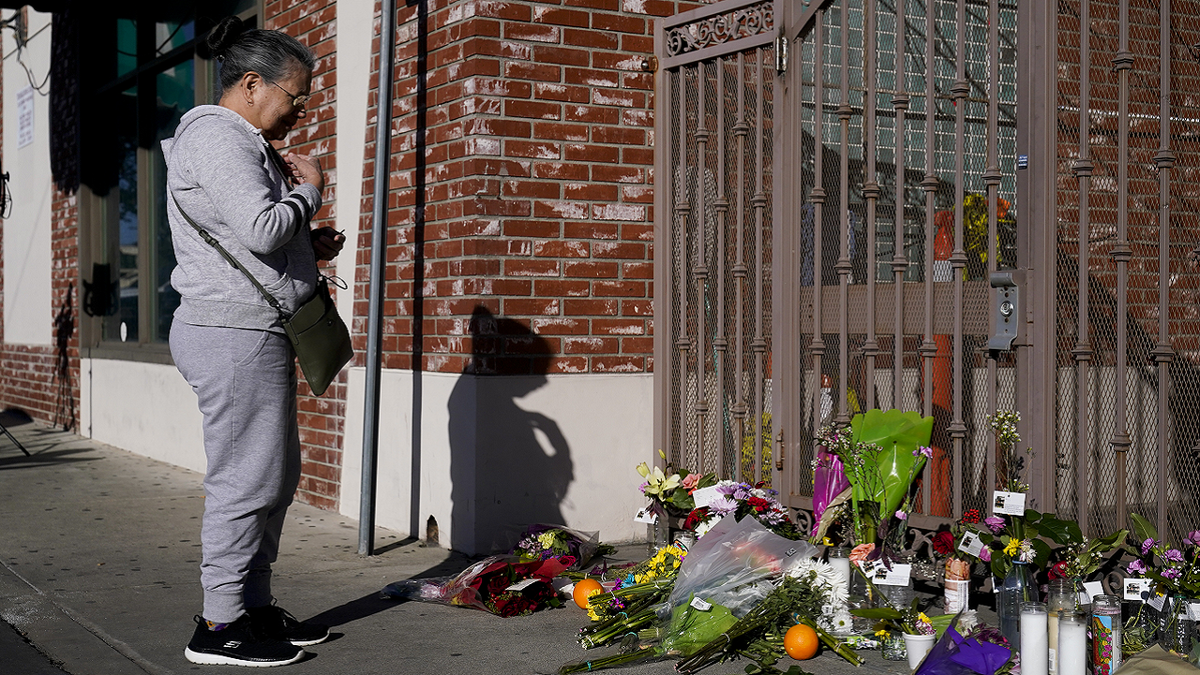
[[849, 543, 876, 564], [681, 473, 702, 491]]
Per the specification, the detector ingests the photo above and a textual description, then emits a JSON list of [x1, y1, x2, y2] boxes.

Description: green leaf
[[1030, 539, 1052, 568], [849, 607, 904, 620], [1036, 514, 1081, 546], [1130, 513, 1159, 545], [849, 409, 935, 518]]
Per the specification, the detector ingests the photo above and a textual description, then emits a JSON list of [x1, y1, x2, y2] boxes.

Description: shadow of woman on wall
[[448, 306, 573, 554]]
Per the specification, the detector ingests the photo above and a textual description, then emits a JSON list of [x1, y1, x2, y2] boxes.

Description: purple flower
[[984, 517, 1006, 534], [1164, 549, 1185, 563], [1141, 538, 1157, 555], [1187, 531, 1200, 547], [979, 547, 991, 562], [895, 510, 908, 520], [914, 446, 933, 459], [1163, 567, 1182, 580], [638, 481, 650, 494], [1127, 560, 1147, 575]]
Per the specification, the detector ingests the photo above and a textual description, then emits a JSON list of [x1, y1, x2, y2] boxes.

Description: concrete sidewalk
[[0, 415, 913, 675]]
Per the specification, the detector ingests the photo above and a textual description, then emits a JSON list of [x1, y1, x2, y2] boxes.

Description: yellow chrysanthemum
[[1003, 538, 1020, 557], [538, 531, 557, 548], [918, 613, 931, 624], [875, 629, 890, 638]]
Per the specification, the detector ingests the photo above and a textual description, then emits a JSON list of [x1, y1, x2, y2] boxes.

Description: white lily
[[636, 462, 681, 497]]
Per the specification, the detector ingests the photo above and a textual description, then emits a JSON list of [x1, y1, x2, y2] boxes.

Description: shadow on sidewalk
[[0, 409, 98, 471], [305, 546, 476, 629]]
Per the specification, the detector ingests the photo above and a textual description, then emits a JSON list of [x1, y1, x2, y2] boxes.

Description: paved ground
[[0, 413, 968, 675]]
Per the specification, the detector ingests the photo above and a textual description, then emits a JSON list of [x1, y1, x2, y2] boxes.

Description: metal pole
[[360, 0, 397, 556]]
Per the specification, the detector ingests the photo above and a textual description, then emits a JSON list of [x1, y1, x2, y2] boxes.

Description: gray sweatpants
[[170, 320, 301, 624]]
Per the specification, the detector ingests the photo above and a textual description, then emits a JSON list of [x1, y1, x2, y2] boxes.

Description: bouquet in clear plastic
[[510, 523, 614, 570], [381, 555, 571, 617]]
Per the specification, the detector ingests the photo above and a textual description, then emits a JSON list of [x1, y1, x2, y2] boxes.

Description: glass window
[[94, 4, 256, 346]]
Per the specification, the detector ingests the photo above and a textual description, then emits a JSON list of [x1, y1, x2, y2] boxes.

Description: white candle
[[1021, 602, 1049, 675], [1058, 614, 1087, 675], [829, 554, 850, 594], [1047, 612, 1059, 675]]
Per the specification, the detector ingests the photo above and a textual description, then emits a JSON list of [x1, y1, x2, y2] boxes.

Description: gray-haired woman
[[163, 16, 342, 667]]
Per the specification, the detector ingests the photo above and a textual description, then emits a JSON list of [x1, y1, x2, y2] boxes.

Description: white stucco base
[[78, 358, 655, 556], [340, 367, 654, 555], [79, 357, 207, 473]]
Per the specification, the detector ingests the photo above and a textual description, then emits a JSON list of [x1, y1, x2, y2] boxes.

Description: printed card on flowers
[[959, 531, 985, 557], [690, 485, 722, 509], [873, 563, 912, 587], [992, 490, 1026, 516], [505, 578, 542, 592], [1078, 580, 1104, 605], [1123, 577, 1150, 601], [634, 506, 658, 524]]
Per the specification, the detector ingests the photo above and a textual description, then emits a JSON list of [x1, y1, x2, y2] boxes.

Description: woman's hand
[[286, 153, 325, 192], [310, 226, 345, 261]]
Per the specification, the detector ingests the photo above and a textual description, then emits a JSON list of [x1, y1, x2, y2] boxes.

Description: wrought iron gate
[[655, 0, 1200, 541]]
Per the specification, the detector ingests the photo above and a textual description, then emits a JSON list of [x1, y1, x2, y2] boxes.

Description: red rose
[[1048, 560, 1069, 580], [932, 531, 956, 555], [684, 507, 711, 531], [747, 497, 770, 512]]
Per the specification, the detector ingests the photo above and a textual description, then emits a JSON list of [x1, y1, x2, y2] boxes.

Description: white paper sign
[[874, 563, 913, 587], [690, 596, 712, 611], [505, 577, 542, 592], [1149, 592, 1167, 612], [1123, 578, 1151, 601], [633, 506, 658, 524], [17, 87, 34, 149], [992, 490, 1027, 516], [1081, 581, 1104, 603], [690, 485, 722, 509], [959, 532, 985, 557]]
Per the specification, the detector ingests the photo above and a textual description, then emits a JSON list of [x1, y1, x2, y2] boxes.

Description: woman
[[164, 16, 343, 667]]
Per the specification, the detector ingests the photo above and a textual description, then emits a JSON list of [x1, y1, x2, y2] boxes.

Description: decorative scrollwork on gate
[[665, 1, 774, 57]]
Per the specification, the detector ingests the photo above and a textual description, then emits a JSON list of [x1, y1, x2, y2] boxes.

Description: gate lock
[[987, 270, 1023, 351]]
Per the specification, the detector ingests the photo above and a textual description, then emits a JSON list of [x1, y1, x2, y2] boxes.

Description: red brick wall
[[0, 188, 80, 432], [268, 0, 344, 509], [356, 0, 690, 378]]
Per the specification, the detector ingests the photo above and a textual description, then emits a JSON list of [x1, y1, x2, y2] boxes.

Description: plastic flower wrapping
[[510, 523, 614, 570], [913, 612, 1013, 675], [810, 409, 934, 548], [382, 555, 571, 617]]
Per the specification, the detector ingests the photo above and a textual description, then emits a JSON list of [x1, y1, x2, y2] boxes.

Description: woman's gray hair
[[207, 16, 315, 92]]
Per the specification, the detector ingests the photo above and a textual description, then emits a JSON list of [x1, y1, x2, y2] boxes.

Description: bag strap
[[170, 192, 288, 319]]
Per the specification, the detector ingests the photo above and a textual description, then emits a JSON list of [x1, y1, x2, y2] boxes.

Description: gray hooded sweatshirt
[[162, 105, 323, 332]]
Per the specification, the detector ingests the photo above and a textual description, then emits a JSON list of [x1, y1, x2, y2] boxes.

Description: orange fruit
[[784, 623, 819, 660], [572, 578, 604, 609]]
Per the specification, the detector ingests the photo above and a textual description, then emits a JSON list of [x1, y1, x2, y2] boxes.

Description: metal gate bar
[[1153, 0, 1173, 535]]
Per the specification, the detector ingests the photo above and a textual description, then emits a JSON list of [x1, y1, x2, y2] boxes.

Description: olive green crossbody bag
[[171, 194, 353, 396]]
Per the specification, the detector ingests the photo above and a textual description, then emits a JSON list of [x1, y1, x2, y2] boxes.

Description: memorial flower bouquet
[[636, 451, 717, 518], [683, 480, 803, 540], [809, 409, 935, 557], [511, 524, 616, 570], [382, 555, 571, 617], [1127, 513, 1200, 597]]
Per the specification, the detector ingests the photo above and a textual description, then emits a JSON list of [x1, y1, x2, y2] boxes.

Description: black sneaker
[[184, 615, 304, 667], [247, 605, 330, 646]]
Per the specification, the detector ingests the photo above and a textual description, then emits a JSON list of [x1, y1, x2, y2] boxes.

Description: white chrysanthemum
[[785, 558, 848, 606], [955, 609, 980, 634]]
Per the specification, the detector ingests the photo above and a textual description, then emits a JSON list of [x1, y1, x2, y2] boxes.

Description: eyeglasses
[[270, 81, 310, 110]]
